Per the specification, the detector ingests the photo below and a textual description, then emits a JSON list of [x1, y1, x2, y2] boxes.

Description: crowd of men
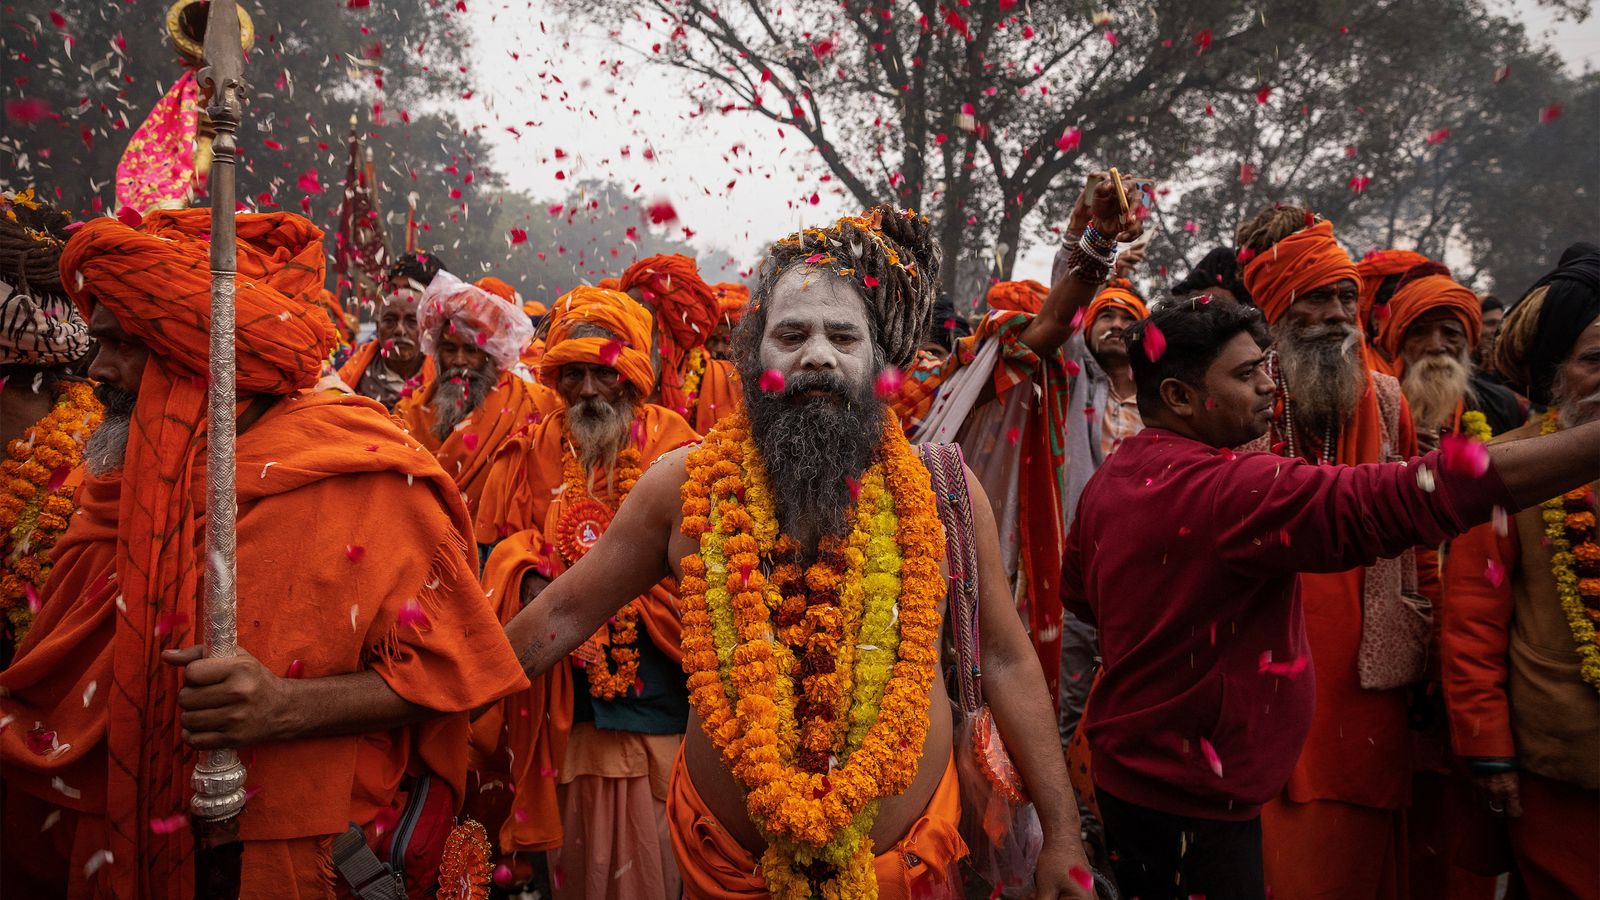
[[0, 171, 1596, 900]]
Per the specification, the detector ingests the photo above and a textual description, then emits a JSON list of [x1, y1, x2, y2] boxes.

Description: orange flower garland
[[1, 381, 101, 647], [679, 409, 944, 898], [1539, 410, 1600, 694], [556, 428, 646, 701]]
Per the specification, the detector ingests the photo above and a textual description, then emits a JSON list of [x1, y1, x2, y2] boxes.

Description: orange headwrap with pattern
[[987, 279, 1049, 314], [538, 285, 655, 394], [714, 282, 750, 324], [1082, 285, 1149, 331], [1377, 272, 1481, 372], [619, 254, 718, 367], [1241, 220, 1360, 325], [1356, 249, 1432, 332]]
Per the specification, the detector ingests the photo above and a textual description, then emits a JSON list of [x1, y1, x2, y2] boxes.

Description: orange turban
[[1377, 273, 1481, 370], [1240, 220, 1360, 325], [1083, 286, 1149, 331], [60, 208, 333, 392], [475, 276, 520, 304], [714, 282, 750, 323], [987, 279, 1049, 314], [620, 254, 719, 364], [523, 300, 549, 318], [1356, 249, 1432, 331], [597, 276, 622, 291], [538, 285, 655, 394]]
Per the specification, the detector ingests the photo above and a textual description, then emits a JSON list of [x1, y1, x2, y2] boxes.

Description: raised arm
[[1485, 418, 1600, 509], [964, 466, 1093, 899], [503, 446, 683, 678], [1022, 171, 1142, 357]]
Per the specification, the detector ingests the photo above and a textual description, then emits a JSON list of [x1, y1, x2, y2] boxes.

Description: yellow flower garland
[[679, 410, 943, 898], [1539, 410, 1600, 694], [1461, 409, 1492, 443], [1, 381, 101, 647], [681, 346, 709, 402]]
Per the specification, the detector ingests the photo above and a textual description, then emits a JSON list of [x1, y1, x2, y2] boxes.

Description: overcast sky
[[459, 1, 1599, 281]]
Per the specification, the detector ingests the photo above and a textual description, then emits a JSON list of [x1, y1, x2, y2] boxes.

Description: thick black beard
[[431, 363, 497, 442], [744, 369, 884, 551], [93, 382, 137, 416]]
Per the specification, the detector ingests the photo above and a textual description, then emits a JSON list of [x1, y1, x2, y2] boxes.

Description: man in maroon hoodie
[[1061, 295, 1600, 900]]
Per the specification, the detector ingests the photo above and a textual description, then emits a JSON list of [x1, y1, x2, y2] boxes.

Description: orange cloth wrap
[[475, 276, 519, 303], [666, 748, 968, 899], [1242, 220, 1360, 325], [1083, 286, 1150, 329], [1356, 249, 1432, 332], [621, 254, 718, 374], [395, 374, 548, 514], [986, 279, 1049, 314], [470, 404, 699, 853], [1376, 274, 1482, 372], [714, 282, 750, 323], [0, 391, 528, 898], [538, 285, 657, 393]]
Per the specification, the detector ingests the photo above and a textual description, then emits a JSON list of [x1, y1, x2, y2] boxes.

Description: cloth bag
[[919, 442, 1045, 897]]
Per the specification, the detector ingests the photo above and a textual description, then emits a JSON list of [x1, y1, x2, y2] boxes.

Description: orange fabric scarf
[[1376, 275, 1481, 375], [1242, 221, 1361, 325], [987, 279, 1049, 314], [1356, 249, 1432, 334]]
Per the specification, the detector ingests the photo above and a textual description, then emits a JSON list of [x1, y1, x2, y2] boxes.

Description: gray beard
[[743, 369, 883, 552], [1274, 320, 1366, 438], [567, 393, 636, 490], [1554, 370, 1600, 429], [84, 411, 130, 477], [1401, 351, 1475, 433], [430, 364, 497, 442]]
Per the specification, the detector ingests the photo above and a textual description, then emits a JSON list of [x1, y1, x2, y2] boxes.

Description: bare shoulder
[[641, 443, 696, 494]]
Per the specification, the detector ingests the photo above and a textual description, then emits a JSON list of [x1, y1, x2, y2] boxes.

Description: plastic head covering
[[1376, 264, 1481, 372], [757, 205, 941, 369], [1, 189, 88, 365], [713, 282, 750, 324], [986, 279, 1048, 314], [475, 276, 519, 303], [418, 270, 535, 372], [538, 285, 655, 393], [1083, 285, 1150, 331], [1241, 219, 1360, 325], [1171, 247, 1249, 303], [1356, 249, 1432, 334], [1494, 242, 1600, 405], [619, 254, 719, 367]]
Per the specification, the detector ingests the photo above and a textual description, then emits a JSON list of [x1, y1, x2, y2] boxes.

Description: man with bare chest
[[505, 206, 1092, 898]]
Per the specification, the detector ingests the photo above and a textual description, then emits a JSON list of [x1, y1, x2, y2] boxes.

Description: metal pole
[[190, 0, 247, 825]]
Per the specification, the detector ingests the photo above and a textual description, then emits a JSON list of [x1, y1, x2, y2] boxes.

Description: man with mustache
[[337, 287, 434, 411], [1233, 205, 1429, 899], [469, 285, 699, 899], [1055, 283, 1149, 740], [1061, 293, 1600, 900], [1377, 263, 1525, 442], [1439, 243, 1600, 897], [0, 209, 526, 897], [396, 270, 541, 516]]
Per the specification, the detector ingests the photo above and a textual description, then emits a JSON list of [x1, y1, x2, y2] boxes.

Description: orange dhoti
[[666, 749, 969, 900]]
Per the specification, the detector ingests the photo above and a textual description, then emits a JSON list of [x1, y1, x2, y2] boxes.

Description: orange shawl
[[1242, 220, 1361, 325], [395, 372, 547, 515], [471, 403, 700, 853], [0, 392, 528, 897], [1375, 274, 1481, 375], [986, 279, 1049, 314], [690, 357, 742, 432], [337, 339, 437, 399]]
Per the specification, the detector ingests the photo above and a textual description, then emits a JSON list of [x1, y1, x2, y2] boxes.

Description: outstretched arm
[[1021, 171, 1143, 357], [965, 466, 1093, 899], [503, 447, 682, 678]]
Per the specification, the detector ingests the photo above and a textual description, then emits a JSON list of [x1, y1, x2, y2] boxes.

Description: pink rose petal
[[397, 599, 432, 630], [1142, 322, 1167, 361], [758, 369, 785, 393], [1441, 432, 1490, 476], [149, 814, 187, 834], [1200, 736, 1223, 777], [873, 368, 903, 398]]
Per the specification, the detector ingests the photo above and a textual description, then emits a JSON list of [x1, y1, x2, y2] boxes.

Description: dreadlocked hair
[[734, 205, 941, 369], [0, 189, 72, 298], [1235, 204, 1316, 255], [1491, 283, 1548, 391]]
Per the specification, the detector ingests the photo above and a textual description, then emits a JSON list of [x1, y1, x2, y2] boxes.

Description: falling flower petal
[[873, 368, 903, 398], [150, 814, 187, 834], [1142, 322, 1167, 361], [1441, 433, 1490, 476], [397, 599, 432, 630], [599, 339, 623, 366], [1484, 559, 1505, 587], [758, 369, 785, 393], [345, 544, 365, 562], [1200, 736, 1223, 777]]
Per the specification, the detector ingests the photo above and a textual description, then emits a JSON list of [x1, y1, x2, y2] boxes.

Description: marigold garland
[[556, 427, 646, 701], [679, 409, 944, 899], [680, 346, 709, 403], [1461, 409, 1492, 443], [1, 381, 101, 647], [1539, 410, 1600, 694]]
